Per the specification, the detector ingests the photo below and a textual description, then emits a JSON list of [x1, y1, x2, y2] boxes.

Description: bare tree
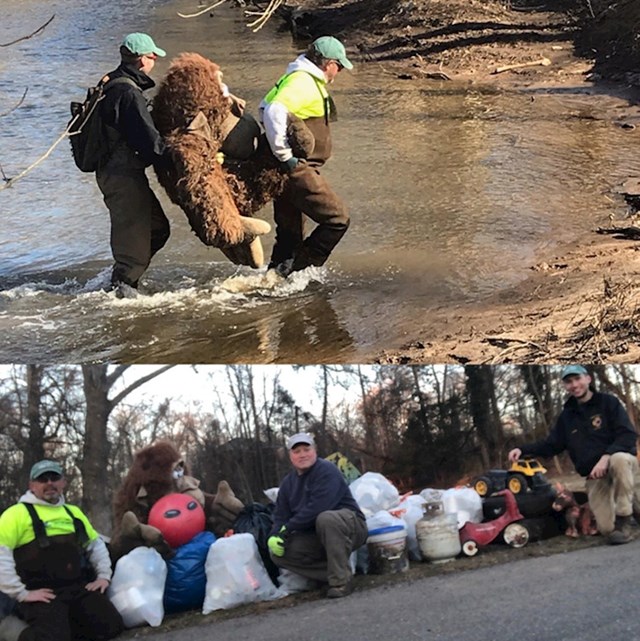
[[80, 365, 174, 534]]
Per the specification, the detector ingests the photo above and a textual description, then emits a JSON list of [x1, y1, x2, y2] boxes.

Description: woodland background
[[1, 364, 639, 535]]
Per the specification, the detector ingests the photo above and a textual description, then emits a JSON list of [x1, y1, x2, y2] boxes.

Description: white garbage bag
[[393, 495, 427, 561], [350, 472, 400, 517], [442, 487, 483, 528], [108, 547, 167, 628], [202, 533, 285, 613], [366, 510, 405, 533], [263, 487, 279, 504], [277, 569, 317, 595], [419, 488, 444, 504]]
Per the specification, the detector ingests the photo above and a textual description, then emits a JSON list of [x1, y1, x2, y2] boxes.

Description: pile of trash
[[105, 468, 486, 629]]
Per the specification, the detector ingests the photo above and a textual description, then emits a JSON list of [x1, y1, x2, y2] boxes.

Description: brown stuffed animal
[[110, 440, 244, 560], [152, 52, 314, 268], [552, 483, 598, 538]]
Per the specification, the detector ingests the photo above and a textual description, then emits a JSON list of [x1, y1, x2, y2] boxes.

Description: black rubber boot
[[609, 515, 633, 545]]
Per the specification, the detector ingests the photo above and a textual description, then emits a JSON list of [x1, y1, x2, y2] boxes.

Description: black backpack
[[68, 76, 138, 172]]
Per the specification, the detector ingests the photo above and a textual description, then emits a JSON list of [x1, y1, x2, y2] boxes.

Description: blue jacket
[[271, 457, 363, 535], [520, 391, 638, 477]]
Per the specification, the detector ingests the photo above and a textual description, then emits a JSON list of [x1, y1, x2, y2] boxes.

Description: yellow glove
[[267, 526, 287, 557]]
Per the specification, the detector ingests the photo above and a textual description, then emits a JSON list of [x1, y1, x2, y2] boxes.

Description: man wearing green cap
[[96, 33, 170, 297], [259, 36, 353, 277], [508, 365, 640, 545], [0, 460, 123, 641]]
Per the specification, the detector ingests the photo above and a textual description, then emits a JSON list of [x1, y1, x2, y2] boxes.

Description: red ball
[[148, 493, 205, 548]]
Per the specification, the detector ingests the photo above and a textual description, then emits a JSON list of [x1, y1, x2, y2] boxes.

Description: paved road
[[147, 540, 640, 641]]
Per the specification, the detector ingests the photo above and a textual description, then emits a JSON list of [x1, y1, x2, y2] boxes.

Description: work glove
[[267, 526, 287, 557]]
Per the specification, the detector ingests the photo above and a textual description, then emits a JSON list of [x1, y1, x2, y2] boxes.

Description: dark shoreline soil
[[282, 0, 640, 86]]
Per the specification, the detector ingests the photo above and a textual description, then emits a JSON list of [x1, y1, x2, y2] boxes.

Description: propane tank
[[415, 500, 461, 563]]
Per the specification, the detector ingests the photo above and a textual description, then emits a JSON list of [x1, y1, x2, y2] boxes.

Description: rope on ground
[[246, 0, 283, 32], [178, 0, 228, 18], [0, 116, 78, 192]]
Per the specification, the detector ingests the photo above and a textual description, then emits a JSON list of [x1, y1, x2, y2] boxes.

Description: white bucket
[[367, 525, 409, 574]]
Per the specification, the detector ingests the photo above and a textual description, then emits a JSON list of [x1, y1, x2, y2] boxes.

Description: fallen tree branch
[[492, 57, 551, 74], [0, 116, 77, 191], [596, 225, 640, 240], [0, 15, 55, 47], [584, 0, 596, 19], [178, 0, 228, 18], [0, 87, 28, 118]]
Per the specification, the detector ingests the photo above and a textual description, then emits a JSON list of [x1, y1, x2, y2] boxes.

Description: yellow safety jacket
[[261, 59, 337, 165]]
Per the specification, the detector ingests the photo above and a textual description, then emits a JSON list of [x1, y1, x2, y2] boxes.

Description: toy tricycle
[[459, 489, 529, 556]]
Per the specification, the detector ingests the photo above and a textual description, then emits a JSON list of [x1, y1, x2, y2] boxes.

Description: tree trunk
[[23, 365, 45, 489], [465, 365, 504, 468], [81, 365, 112, 535]]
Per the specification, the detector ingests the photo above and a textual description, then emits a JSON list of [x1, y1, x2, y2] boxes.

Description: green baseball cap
[[560, 365, 588, 380], [312, 36, 353, 70], [122, 33, 166, 57], [30, 460, 63, 480]]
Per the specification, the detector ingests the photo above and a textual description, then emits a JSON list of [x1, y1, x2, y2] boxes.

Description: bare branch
[[110, 365, 175, 408], [0, 15, 55, 48], [0, 115, 79, 191], [0, 88, 29, 118], [178, 0, 227, 18], [106, 365, 130, 389]]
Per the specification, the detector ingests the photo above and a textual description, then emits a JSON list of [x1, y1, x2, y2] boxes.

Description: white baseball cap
[[286, 432, 315, 450]]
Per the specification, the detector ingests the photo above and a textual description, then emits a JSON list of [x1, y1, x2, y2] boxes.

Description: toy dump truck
[[472, 458, 550, 497]]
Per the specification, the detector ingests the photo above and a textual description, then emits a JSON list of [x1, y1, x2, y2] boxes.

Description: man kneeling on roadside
[[0, 460, 123, 641], [508, 365, 640, 545], [268, 433, 367, 598]]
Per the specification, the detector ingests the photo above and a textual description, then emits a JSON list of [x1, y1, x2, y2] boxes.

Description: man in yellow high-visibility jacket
[[0, 460, 123, 641], [259, 36, 353, 277]]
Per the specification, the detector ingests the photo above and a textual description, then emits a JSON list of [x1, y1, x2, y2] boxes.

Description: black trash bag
[[0, 591, 16, 619], [232, 503, 279, 585]]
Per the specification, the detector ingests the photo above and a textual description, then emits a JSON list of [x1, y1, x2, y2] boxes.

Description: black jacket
[[520, 391, 638, 477], [99, 63, 167, 172]]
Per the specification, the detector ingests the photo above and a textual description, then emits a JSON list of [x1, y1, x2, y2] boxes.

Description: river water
[[1, 0, 639, 363]]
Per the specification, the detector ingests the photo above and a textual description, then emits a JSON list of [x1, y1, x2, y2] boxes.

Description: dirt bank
[[277, 0, 640, 364], [283, 0, 639, 85], [377, 231, 640, 365]]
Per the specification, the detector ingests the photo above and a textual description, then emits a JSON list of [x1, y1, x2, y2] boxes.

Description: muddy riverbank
[[282, 0, 639, 85]]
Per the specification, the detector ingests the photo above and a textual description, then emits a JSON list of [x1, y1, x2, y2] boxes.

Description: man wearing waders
[[97, 33, 170, 297], [259, 36, 352, 277], [0, 460, 123, 641]]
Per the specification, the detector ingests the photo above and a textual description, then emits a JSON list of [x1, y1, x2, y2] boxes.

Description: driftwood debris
[[596, 225, 640, 240], [178, 0, 228, 18], [492, 57, 551, 74]]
